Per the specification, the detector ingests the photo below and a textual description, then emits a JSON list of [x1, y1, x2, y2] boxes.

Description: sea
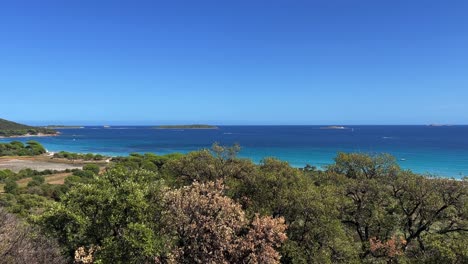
[[1, 125, 467, 178]]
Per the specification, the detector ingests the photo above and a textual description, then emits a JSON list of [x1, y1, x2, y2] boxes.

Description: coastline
[[2, 126, 467, 178], [0, 132, 60, 139]]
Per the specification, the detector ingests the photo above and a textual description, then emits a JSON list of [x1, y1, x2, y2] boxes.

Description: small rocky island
[[427, 124, 452, 127], [320, 125, 347, 130], [154, 124, 219, 129]]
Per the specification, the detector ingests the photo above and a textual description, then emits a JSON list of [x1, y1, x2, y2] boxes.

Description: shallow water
[[2, 125, 467, 178]]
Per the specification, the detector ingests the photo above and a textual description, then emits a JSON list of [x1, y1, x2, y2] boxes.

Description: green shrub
[[83, 164, 100, 174], [4, 179, 18, 194]]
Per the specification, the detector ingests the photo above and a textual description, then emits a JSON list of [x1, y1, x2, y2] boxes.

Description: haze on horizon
[[1, 0, 467, 125]]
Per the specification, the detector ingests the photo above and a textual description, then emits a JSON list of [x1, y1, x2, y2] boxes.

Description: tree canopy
[[0, 146, 466, 263]]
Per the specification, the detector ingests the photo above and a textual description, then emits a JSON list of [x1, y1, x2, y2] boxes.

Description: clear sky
[[1, 0, 467, 125]]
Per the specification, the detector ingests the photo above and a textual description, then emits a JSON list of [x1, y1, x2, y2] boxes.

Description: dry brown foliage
[[0, 207, 66, 264], [74, 246, 99, 264], [161, 180, 287, 264], [369, 235, 407, 258]]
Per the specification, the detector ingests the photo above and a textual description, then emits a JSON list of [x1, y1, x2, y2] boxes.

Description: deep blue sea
[[1, 126, 467, 178]]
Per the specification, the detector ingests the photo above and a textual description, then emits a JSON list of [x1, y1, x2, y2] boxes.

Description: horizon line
[[31, 124, 468, 126]]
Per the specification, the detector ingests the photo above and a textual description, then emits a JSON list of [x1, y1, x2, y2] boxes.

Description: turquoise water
[[1, 125, 467, 178]]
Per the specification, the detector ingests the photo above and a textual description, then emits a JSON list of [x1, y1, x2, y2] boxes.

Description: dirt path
[[0, 159, 83, 172]]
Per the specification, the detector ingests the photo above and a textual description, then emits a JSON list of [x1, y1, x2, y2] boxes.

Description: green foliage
[[326, 153, 468, 263], [417, 232, 468, 263], [226, 157, 359, 263], [39, 168, 168, 263], [26, 140, 47, 155], [72, 170, 95, 179], [0, 169, 14, 181], [0, 168, 64, 183], [27, 175, 45, 187], [162, 144, 254, 186], [63, 175, 87, 188], [53, 151, 107, 161], [328, 152, 400, 179], [0, 193, 52, 218], [162, 149, 219, 184], [0, 147, 465, 263], [4, 179, 18, 194], [0, 140, 47, 156], [82, 164, 100, 174], [112, 152, 183, 171], [0, 118, 56, 137]]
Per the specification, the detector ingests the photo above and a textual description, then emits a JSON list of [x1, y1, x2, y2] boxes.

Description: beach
[[0, 132, 59, 139]]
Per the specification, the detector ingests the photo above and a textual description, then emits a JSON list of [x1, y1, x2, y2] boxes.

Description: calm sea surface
[[2, 126, 467, 178]]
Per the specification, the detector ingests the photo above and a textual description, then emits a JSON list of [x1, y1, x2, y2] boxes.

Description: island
[[427, 124, 452, 127], [154, 124, 219, 129], [0, 118, 58, 138], [42, 125, 85, 129], [320, 125, 347, 130]]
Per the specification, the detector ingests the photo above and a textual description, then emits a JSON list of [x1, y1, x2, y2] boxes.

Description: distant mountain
[[0, 118, 57, 137]]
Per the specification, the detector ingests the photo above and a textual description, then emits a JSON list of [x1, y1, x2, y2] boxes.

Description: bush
[[4, 179, 18, 194], [0, 141, 47, 156], [0, 169, 14, 181], [72, 170, 95, 179], [31, 175, 45, 184], [83, 164, 100, 174], [53, 151, 107, 161]]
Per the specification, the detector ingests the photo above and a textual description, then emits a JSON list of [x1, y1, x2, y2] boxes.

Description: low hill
[[0, 118, 57, 137]]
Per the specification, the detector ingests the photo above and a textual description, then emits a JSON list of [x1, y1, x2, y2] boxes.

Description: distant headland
[[0, 118, 58, 138], [154, 124, 218, 129]]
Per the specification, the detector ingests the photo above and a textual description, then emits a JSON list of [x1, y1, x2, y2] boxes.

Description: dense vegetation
[[155, 124, 218, 129], [0, 141, 106, 160], [53, 151, 107, 161], [0, 118, 56, 137], [0, 167, 69, 183], [0, 145, 466, 263], [0, 140, 47, 156], [0, 165, 101, 217]]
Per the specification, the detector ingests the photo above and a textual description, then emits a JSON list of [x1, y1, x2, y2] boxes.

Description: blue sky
[[0, 0, 467, 125]]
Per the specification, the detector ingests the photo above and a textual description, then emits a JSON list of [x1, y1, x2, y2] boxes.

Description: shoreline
[[0, 132, 60, 139], [2, 126, 466, 178]]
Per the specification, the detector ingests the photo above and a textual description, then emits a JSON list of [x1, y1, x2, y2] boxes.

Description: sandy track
[[0, 159, 82, 172]]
